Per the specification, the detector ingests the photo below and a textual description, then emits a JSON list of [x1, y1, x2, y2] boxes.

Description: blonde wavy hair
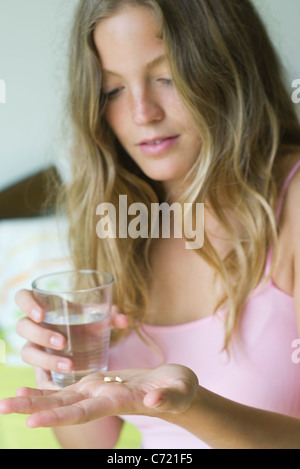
[[58, 0, 300, 348]]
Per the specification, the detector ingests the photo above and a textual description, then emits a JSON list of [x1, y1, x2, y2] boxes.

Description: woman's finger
[[26, 393, 118, 428], [0, 390, 84, 417], [111, 313, 129, 329], [14, 289, 44, 323], [111, 305, 129, 329], [143, 382, 197, 414], [21, 343, 73, 374], [16, 387, 56, 398], [16, 317, 66, 351], [26, 398, 98, 428]]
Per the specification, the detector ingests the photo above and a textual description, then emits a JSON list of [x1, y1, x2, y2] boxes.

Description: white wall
[[253, 0, 300, 83], [0, 0, 299, 191], [0, 0, 76, 190]]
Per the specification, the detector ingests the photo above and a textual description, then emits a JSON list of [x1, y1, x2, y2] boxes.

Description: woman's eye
[[103, 88, 122, 100], [158, 78, 173, 85]]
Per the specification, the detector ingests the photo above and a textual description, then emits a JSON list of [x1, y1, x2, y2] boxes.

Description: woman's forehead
[[93, 5, 165, 72]]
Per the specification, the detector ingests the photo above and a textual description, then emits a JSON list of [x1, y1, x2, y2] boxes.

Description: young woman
[[1, 0, 300, 449]]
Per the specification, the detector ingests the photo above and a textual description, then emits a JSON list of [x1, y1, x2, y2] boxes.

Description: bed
[[0, 168, 141, 449]]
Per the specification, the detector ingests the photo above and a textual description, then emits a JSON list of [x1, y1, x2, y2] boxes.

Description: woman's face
[[94, 5, 202, 193]]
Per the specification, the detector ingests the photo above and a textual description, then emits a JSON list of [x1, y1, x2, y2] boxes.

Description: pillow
[[0, 215, 71, 365]]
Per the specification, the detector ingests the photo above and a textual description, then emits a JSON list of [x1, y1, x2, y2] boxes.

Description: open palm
[[0, 364, 199, 428]]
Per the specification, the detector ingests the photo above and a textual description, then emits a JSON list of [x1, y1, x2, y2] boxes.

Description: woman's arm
[[163, 385, 300, 449], [2, 364, 300, 449]]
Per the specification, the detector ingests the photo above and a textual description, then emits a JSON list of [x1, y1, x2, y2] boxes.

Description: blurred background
[[0, 0, 75, 192], [0, 0, 299, 192]]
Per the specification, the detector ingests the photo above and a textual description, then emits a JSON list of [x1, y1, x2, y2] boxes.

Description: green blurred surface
[[0, 365, 141, 449]]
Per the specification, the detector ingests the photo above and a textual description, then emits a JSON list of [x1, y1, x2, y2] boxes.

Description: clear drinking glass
[[32, 270, 114, 388]]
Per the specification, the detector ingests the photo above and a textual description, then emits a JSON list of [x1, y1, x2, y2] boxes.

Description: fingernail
[[31, 307, 43, 322], [0, 401, 9, 414], [151, 400, 163, 408], [50, 335, 64, 349], [57, 361, 72, 372]]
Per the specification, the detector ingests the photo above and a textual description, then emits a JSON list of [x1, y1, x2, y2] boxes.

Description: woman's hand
[[14, 289, 130, 390], [0, 365, 199, 428]]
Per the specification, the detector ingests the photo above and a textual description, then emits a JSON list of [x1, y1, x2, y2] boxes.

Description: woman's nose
[[131, 90, 164, 125]]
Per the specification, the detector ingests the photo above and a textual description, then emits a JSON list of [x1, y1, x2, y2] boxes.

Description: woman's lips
[[138, 136, 180, 156]]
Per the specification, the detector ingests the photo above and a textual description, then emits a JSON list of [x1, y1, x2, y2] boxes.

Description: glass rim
[[31, 269, 114, 295]]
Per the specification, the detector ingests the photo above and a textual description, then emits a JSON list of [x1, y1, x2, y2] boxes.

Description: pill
[[104, 377, 114, 382]]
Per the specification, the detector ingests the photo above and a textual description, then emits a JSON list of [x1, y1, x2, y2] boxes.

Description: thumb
[[143, 386, 193, 414]]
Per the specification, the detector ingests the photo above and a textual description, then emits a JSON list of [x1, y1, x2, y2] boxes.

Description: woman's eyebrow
[[146, 54, 166, 70], [102, 54, 167, 78]]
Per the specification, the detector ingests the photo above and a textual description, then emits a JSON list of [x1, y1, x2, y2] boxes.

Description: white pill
[[104, 377, 114, 382]]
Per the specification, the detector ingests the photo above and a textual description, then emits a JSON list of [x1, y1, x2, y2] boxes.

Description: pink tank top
[[109, 160, 300, 449]]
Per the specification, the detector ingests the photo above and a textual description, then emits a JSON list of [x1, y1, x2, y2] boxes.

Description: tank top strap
[[264, 159, 300, 277]]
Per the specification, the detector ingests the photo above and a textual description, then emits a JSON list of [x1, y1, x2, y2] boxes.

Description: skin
[[0, 365, 199, 428], [97, 6, 202, 198], [1, 5, 300, 449]]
